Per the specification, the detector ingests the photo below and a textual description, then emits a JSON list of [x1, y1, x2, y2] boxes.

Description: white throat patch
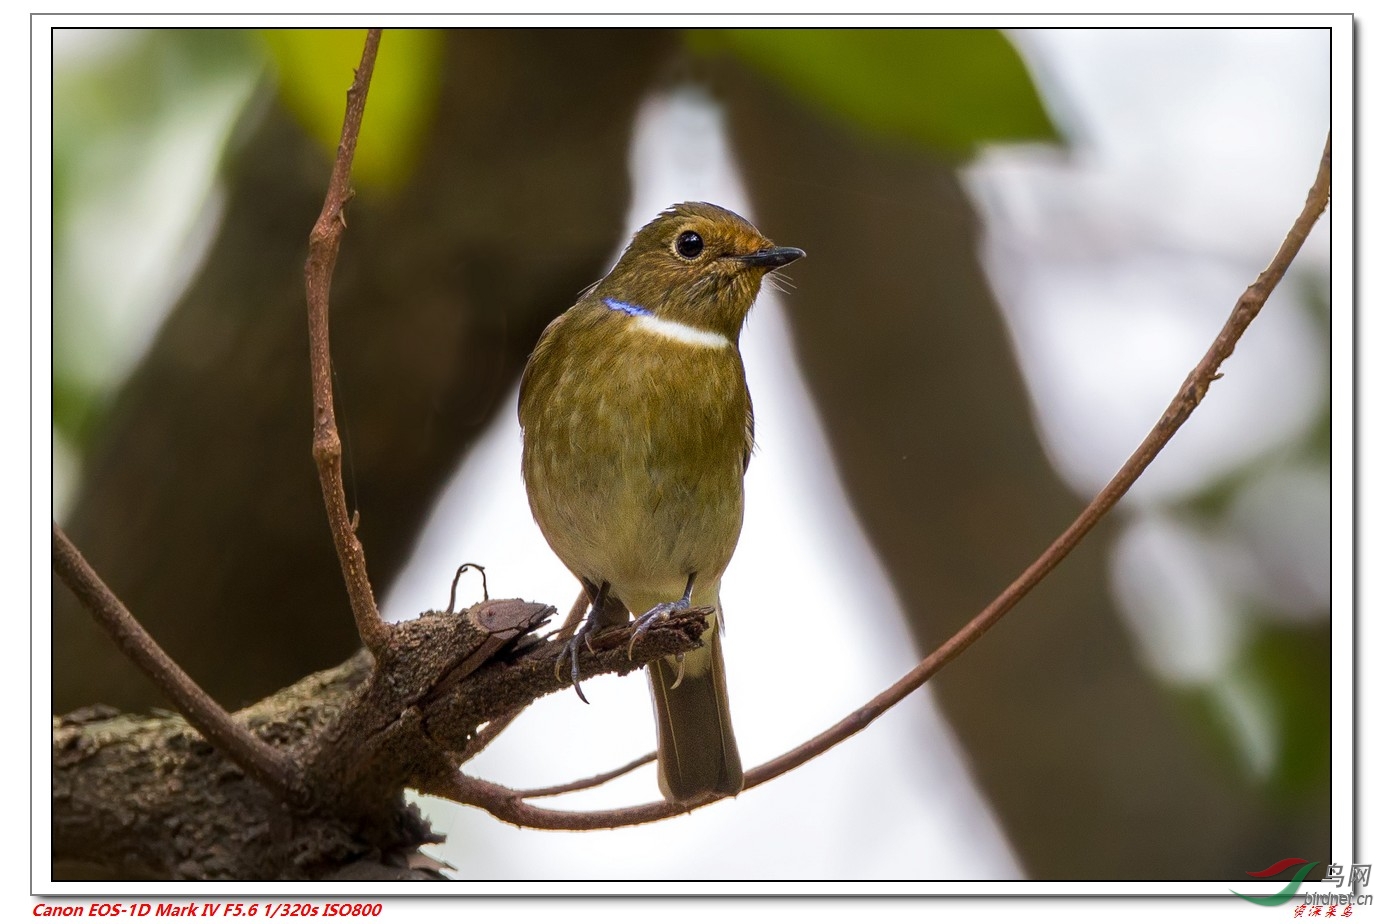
[[632, 313, 732, 349]]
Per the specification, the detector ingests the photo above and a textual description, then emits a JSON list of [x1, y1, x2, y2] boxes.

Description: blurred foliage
[[52, 27, 443, 454], [53, 29, 262, 452], [1174, 620, 1330, 796], [260, 29, 444, 190], [1244, 622, 1332, 795], [689, 28, 1059, 157], [54, 26, 1058, 457]]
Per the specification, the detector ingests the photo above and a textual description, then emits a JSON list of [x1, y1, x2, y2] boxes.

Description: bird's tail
[[648, 605, 743, 801]]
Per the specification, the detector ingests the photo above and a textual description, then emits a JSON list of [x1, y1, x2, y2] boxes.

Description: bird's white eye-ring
[[674, 230, 704, 260]]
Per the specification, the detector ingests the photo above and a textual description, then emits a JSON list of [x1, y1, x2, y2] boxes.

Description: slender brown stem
[[517, 752, 657, 799], [303, 28, 389, 654], [429, 771, 696, 830], [52, 523, 303, 803], [440, 133, 1332, 831], [745, 136, 1333, 789]]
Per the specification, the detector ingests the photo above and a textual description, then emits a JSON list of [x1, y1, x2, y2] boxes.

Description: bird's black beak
[[739, 246, 806, 269]]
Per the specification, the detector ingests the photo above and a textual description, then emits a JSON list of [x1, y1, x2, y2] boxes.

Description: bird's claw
[[554, 620, 598, 704], [626, 599, 686, 660]]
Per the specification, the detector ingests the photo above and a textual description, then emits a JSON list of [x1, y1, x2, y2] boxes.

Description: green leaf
[[690, 28, 1059, 158], [260, 29, 444, 190], [1241, 622, 1331, 796], [1171, 621, 1329, 797]]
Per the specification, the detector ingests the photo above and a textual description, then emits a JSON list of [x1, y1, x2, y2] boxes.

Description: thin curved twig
[[429, 771, 694, 829], [447, 563, 489, 613], [516, 752, 658, 799], [439, 132, 1332, 831], [303, 28, 390, 654], [52, 522, 303, 804]]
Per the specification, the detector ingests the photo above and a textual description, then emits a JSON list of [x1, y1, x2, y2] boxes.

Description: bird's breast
[[520, 312, 753, 606]]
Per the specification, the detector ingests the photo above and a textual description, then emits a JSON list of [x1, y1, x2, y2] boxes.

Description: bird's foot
[[626, 587, 694, 660], [554, 614, 601, 704]]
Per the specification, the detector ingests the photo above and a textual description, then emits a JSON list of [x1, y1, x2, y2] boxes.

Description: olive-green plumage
[[518, 202, 803, 801]]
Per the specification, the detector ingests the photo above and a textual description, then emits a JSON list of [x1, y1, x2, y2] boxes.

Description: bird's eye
[[674, 230, 704, 260]]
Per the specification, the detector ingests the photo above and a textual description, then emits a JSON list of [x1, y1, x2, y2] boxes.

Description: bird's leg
[[556, 580, 612, 704], [627, 573, 696, 659]]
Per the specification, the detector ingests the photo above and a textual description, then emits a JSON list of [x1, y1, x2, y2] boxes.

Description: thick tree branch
[[303, 27, 389, 654], [51, 654, 433, 880], [52, 522, 302, 804], [52, 605, 710, 870], [436, 133, 1332, 831]]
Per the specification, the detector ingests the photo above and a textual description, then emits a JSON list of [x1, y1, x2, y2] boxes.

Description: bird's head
[[594, 202, 804, 341]]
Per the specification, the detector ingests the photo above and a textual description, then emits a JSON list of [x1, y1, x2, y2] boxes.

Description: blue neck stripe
[[603, 296, 652, 317]]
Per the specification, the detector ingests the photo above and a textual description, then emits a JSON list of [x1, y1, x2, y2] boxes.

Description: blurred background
[[49, 27, 1332, 880]]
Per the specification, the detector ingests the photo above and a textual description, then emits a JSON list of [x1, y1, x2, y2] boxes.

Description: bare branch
[[51, 522, 303, 804], [436, 132, 1332, 831], [744, 138, 1333, 790], [303, 28, 390, 654]]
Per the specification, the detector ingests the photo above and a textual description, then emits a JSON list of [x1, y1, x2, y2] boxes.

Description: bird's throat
[[629, 313, 732, 350]]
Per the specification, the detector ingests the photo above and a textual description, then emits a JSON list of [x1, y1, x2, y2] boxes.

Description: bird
[[518, 201, 804, 802]]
